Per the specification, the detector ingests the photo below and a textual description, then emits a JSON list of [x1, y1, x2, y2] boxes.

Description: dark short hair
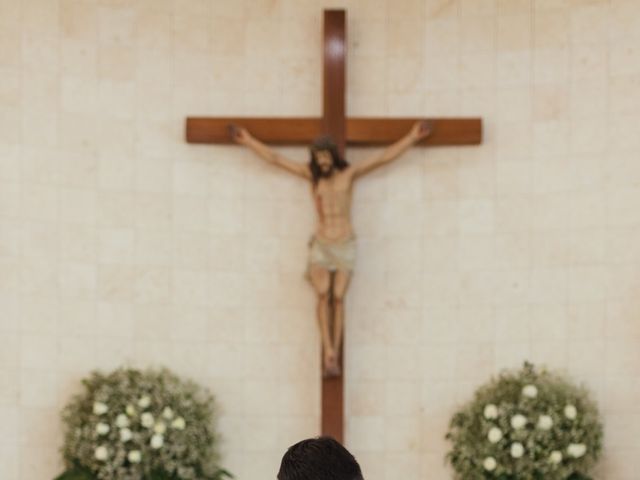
[[309, 136, 349, 184], [277, 436, 364, 480]]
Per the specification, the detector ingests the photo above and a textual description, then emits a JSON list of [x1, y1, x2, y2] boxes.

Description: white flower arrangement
[[522, 384, 538, 398], [446, 362, 603, 480], [140, 411, 155, 428], [483, 456, 497, 471], [172, 417, 186, 430], [537, 414, 554, 430], [565, 404, 578, 420], [488, 427, 503, 443], [56, 367, 231, 480], [95, 423, 110, 436], [549, 450, 563, 464], [510, 414, 527, 430], [484, 404, 499, 419], [568, 443, 588, 458], [510, 442, 525, 458], [127, 450, 141, 464], [150, 434, 164, 450], [93, 402, 108, 415], [154, 422, 167, 435], [115, 413, 129, 429], [162, 407, 174, 420], [138, 395, 151, 409], [119, 428, 132, 443], [94, 446, 109, 461]]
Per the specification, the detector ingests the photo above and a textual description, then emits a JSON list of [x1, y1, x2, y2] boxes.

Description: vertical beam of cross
[[320, 10, 346, 443]]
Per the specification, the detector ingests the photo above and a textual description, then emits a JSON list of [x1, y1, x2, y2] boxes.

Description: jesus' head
[[309, 135, 349, 183]]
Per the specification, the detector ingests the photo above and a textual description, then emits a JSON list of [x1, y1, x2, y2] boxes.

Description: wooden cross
[[186, 9, 482, 443]]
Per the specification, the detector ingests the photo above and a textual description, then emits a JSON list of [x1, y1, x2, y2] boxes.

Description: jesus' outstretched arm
[[228, 124, 311, 180], [351, 120, 433, 179]]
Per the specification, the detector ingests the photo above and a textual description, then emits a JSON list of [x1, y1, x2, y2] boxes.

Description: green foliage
[[58, 367, 231, 480], [445, 363, 603, 480], [54, 467, 234, 480], [53, 468, 94, 480]]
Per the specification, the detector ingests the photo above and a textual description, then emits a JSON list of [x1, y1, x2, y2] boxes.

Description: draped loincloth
[[305, 234, 356, 279]]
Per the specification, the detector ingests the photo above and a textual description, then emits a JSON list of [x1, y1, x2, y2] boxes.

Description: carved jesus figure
[[229, 120, 432, 376]]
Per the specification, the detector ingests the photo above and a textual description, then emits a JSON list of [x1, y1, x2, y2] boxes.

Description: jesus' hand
[[228, 124, 251, 145], [409, 120, 433, 142]]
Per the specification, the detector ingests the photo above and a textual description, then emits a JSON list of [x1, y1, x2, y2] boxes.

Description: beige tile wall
[[0, 0, 639, 479]]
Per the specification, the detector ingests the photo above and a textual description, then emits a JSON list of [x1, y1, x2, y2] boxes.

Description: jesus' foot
[[323, 349, 341, 378]]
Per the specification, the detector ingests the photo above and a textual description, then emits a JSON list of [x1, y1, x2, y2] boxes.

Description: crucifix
[[186, 9, 482, 443]]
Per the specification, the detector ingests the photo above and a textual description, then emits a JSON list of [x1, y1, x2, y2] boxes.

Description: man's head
[[277, 436, 364, 480], [309, 136, 349, 183]]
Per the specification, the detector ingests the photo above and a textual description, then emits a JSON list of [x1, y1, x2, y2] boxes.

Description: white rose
[[488, 427, 503, 443], [120, 428, 133, 442], [549, 450, 563, 464], [483, 456, 497, 471], [483, 404, 498, 420], [567, 443, 587, 458], [141, 412, 155, 428], [154, 422, 167, 434], [128, 450, 142, 463], [171, 416, 186, 430], [522, 384, 538, 398], [125, 404, 136, 416], [93, 402, 108, 415], [150, 434, 164, 449], [510, 414, 528, 430], [162, 407, 174, 420], [564, 404, 578, 420], [94, 446, 109, 461], [138, 396, 151, 409], [95, 423, 110, 435], [510, 442, 525, 458], [537, 415, 553, 430], [116, 413, 130, 428]]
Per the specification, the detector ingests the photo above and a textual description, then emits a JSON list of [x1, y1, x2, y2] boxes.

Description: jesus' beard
[[318, 165, 334, 178]]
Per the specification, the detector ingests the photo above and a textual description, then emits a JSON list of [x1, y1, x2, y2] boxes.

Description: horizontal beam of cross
[[185, 117, 482, 146]]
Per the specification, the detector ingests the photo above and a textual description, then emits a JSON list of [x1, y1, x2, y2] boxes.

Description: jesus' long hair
[[308, 135, 349, 185]]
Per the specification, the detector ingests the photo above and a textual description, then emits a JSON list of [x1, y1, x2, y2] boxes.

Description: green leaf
[[567, 473, 592, 480], [201, 468, 235, 480], [53, 469, 94, 480], [148, 470, 174, 480]]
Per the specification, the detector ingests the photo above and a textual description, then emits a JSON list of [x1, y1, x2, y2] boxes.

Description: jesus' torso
[[311, 167, 355, 242]]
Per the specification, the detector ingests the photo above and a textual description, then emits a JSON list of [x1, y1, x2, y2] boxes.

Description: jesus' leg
[[308, 266, 337, 375], [330, 269, 352, 375]]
